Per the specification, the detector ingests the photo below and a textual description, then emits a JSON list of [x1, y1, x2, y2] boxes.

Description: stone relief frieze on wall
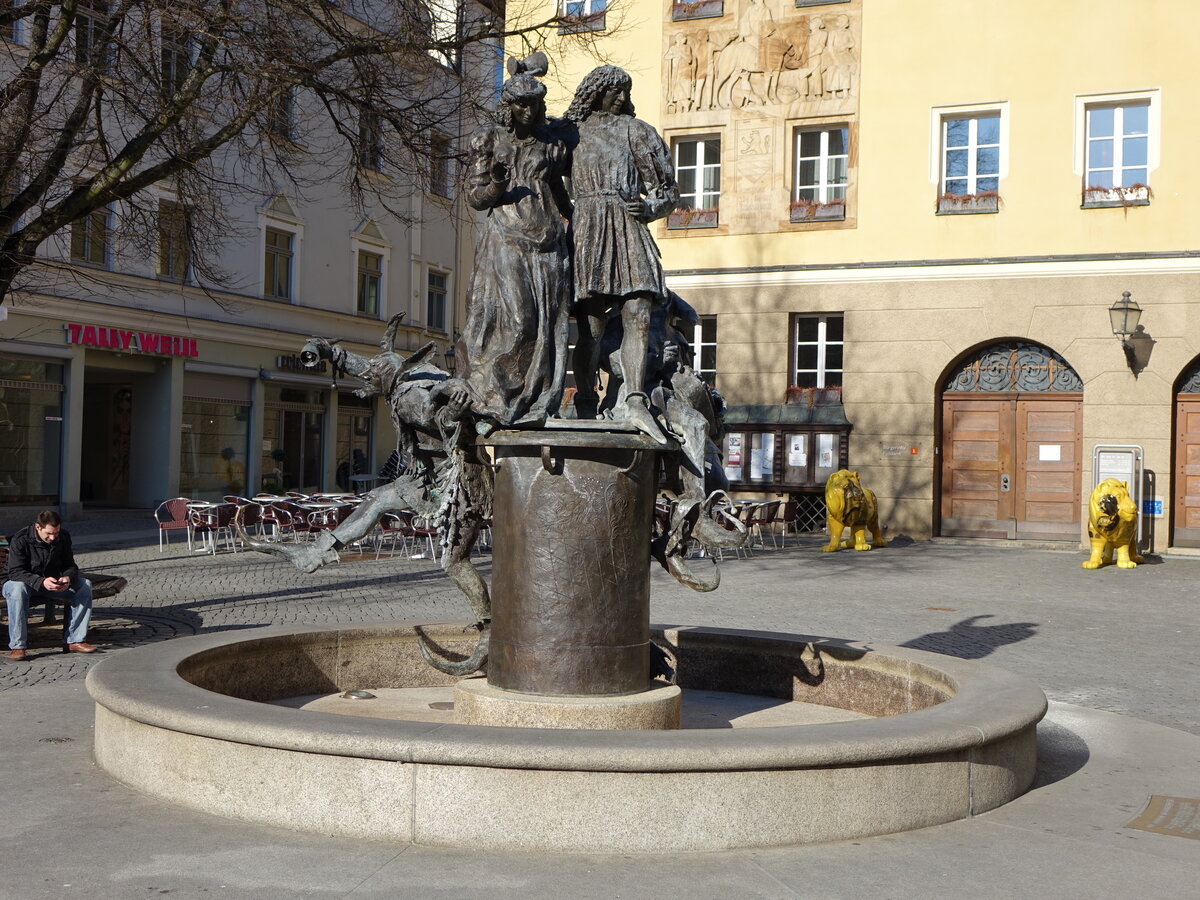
[[664, 0, 859, 116]]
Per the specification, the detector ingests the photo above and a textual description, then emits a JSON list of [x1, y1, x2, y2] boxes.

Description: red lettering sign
[[63, 323, 198, 358]]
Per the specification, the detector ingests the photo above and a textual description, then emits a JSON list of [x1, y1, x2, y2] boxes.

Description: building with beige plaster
[[0, 3, 496, 528], [518, 0, 1200, 551]]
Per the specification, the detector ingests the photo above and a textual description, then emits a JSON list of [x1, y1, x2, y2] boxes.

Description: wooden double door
[[940, 395, 1082, 540], [1173, 396, 1200, 546]]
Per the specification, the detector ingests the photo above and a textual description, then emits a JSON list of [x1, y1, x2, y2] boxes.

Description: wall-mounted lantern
[[1109, 291, 1152, 376]]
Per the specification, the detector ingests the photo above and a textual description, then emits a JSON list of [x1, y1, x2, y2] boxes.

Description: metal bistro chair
[[477, 517, 493, 554], [409, 514, 439, 560], [231, 502, 265, 547], [778, 499, 800, 548], [751, 500, 783, 550], [386, 510, 437, 560], [375, 512, 411, 559], [270, 500, 319, 542], [190, 503, 238, 555], [154, 498, 193, 552], [305, 503, 357, 548], [727, 503, 758, 559], [256, 501, 294, 541]]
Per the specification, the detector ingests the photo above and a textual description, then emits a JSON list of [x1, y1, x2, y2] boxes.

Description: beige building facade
[[519, 0, 1200, 550], [0, 5, 489, 530]]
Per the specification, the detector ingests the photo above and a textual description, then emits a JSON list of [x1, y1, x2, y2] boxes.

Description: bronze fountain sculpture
[[239, 54, 745, 693], [91, 54, 1045, 853]]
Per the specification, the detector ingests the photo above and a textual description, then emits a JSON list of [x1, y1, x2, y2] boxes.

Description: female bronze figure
[[456, 54, 573, 430]]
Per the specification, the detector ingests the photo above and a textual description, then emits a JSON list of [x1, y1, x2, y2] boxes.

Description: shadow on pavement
[[899, 613, 1039, 660]]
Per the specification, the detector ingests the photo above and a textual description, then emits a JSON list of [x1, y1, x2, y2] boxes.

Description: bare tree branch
[[0, 0, 601, 306]]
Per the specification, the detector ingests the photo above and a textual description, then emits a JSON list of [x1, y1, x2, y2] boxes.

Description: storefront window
[[0, 358, 64, 504], [180, 397, 250, 500], [336, 392, 373, 492], [262, 386, 325, 493]]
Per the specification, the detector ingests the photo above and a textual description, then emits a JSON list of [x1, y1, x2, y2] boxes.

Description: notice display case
[[721, 402, 851, 494]]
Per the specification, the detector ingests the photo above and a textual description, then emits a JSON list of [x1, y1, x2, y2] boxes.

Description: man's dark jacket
[[3, 525, 80, 590]]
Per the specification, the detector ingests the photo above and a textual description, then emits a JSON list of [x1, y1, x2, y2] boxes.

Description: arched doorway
[[1172, 360, 1200, 546], [939, 342, 1083, 540]]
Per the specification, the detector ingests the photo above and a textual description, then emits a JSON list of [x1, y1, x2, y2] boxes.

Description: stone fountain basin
[[86, 623, 1046, 853]]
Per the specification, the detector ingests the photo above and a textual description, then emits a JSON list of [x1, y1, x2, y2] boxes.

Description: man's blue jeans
[[3, 578, 93, 649]]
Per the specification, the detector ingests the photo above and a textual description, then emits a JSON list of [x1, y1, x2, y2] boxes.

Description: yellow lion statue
[[823, 469, 886, 552], [1083, 478, 1143, 570]]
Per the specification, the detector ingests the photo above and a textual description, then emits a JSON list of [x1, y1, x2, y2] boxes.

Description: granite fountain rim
[[85, 621, 1047, 773]]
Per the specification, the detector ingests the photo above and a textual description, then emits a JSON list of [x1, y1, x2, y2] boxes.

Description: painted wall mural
[[662, 0, 862, 235], [664, 0, 859, 115]]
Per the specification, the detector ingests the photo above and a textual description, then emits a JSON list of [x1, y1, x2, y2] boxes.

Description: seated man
[[2, 510, 96, 661]]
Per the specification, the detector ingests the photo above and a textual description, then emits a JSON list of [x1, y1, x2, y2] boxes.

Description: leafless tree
[[0, 0, 591, 305]]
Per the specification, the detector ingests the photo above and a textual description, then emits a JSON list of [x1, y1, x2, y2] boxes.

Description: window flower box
[[936, 191, 1000, 215], [786, 385, 842, 405], [671, 0, 724, 21], [1082, 183, 1151, 208], [789, 199, 845, 223], [668, 206, 719, 229], [557, 11, 606, 34]]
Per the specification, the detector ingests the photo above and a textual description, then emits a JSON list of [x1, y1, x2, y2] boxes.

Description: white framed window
[[429, 134, 453, 198], [689, 315, 717, 386], [357, 251, 382, 316], [266, 88, 296, 141], [259, 194, 304, 302], [941, 114, 999, 197], [673, 136, 721, 211], [427, 270, 448, 332], [794, 127, 848, 204], [559, 0, 607, 32], [929, 102, 1007, 213], [350, 218, 390, 319], [70, 206, 110, 267], [1, 7, 17, 44], [1085, 103, 1149, 189], [358, 110, 383, 172], [264, 228, 294, 301], [75, 0, 113, 70], [426, 0, 460, 69], [1075, 90, 1159, 206], [792, 314, 843, 389], [157, 198, 190, 280], [161, 22, 194, 95]]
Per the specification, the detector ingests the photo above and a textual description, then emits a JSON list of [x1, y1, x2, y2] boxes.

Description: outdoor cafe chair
[[379, 510, 436, 560], [270, 500, 319, 541], [408, 513, 439, 560], [305, 503, 356, 544], [231, 501, 265, 545], [750, 500, 782, 549], [725, 503, 757, 559], [190, 503, 238, 554], [154, 498, 193, 552], [374, 512, 411, 559], [778, 499, 800, 547], [753, 501, 782, 549]]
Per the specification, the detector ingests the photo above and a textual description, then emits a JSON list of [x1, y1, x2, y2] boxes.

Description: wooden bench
[[0, 536, 127, 629]]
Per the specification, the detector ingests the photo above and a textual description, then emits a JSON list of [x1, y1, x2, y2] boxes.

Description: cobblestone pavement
[[3, 515, 1197, 735]]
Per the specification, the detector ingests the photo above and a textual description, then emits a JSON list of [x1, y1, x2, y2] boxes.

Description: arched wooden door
[[939, 343, 1083, 541], [1172, 362, 1200, 546]]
